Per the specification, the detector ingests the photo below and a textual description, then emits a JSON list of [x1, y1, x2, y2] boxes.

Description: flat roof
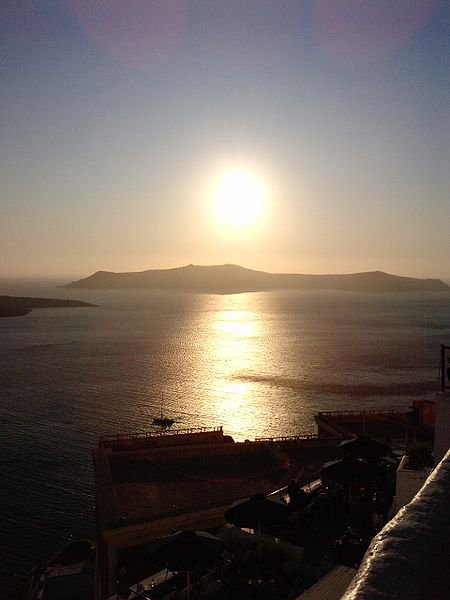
[[93, 428, 342, 534], [93, 431, 289, 531]]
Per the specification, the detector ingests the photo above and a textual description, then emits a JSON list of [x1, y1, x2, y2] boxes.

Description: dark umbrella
[[146, 530, 224, 600], [320, 457, 375, 485], [224, 493, 292, 532], [338, 436, 391, 460], [147, 530, 223, 572]]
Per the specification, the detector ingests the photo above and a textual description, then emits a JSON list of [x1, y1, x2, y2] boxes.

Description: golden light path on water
[[203, 307, 260, 437], [207, 307, 260, 436], [193, 293, 306, 440]]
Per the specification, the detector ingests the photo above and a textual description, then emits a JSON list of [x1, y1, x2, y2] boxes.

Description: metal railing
[[318, 409, 401, 417], [99, 426, 223, 446], [254, 433, 338, 443]]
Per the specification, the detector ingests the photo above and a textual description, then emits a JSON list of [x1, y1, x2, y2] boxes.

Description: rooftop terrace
[[94, 428, 296, 530], [93, 427, 342, 598], [315, 409, 433, 448]]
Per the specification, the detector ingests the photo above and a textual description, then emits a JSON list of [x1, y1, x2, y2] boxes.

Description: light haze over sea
[[1, 280, 449, 596]]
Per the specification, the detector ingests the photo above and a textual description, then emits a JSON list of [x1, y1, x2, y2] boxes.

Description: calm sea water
[[1, 282, 449, 596]]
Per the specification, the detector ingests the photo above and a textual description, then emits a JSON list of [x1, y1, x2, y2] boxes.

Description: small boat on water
[[153, 410, 175, 427], [153, 415, 175, 426], [27, 540, 95, 600], [153, 393, 175, 427]]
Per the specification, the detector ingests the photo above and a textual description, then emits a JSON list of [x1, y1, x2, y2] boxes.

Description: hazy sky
[[1, 1, 449, 279]]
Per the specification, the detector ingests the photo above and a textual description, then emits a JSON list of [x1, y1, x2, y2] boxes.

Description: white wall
[[395, 455, 431, 513], [434, 393, 450, 463]]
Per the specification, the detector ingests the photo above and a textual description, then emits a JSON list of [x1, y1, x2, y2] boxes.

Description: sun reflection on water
[[214, 310, 258, 338], [198, 295, 269, 439]]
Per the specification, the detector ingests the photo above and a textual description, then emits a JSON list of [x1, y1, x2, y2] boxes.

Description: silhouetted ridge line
[[0, 295, 97, 317], [64, 265, 449, 293]]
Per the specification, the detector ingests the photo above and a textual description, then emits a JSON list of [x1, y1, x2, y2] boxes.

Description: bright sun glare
[[212, 169, 265, 229]]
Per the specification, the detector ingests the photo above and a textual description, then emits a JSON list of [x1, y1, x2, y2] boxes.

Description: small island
[[0, 295, 97, 318]]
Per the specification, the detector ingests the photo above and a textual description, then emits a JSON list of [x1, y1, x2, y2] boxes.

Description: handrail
[[254, 434, 339, 443], [318, 410, 402, 417], [99, 426, 223, 446]]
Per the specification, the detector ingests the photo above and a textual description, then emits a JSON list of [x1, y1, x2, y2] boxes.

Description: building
[[342, 449, 450, 600], [93, 426, 339, 599]]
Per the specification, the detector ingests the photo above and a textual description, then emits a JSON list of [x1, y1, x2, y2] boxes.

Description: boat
[[153, 409, 175, 427], [153, 393, 175, 427], [27, 539, 95, 600], [153, 413, 175, 427]]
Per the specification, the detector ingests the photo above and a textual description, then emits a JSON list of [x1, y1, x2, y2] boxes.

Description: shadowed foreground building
[[342, 448, 450, 600], [341, 386, 450, 600], [92, 426, 338, 599], [93, 396, 449, 600]]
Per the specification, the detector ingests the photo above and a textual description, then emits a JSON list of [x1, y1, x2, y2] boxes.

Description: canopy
[[224, 493, 292, 530], [146, 530, 224, 572], [320, 458, 376, 484], [338, 436, 391, 460]]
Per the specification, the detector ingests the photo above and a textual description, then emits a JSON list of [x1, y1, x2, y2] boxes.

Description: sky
[[1, 0, 449, 280]]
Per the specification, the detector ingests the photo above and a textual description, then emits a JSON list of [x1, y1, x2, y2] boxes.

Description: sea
[[1, 280, 449, 597]]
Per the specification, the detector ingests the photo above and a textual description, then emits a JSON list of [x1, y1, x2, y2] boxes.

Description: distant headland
[[64, 264, 449, 294], [0, 296, 97, 318]]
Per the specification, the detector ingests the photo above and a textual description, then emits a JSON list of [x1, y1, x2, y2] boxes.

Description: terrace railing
[[99, 426, 223, 447]]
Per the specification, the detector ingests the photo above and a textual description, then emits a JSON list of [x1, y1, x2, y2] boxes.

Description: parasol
[[146, 530, 224, 599], [224, 493, 292, 532], [320, 457, 376, 485], [338, 435, 391, 460]]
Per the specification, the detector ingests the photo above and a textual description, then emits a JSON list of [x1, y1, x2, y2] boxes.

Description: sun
[[212, 169, 265, 229]]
